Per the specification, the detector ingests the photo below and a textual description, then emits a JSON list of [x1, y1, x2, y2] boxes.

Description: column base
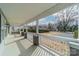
[[33, 35, 39, 46], [70, 47, 79, 56], [21, 32, 24, 36], [24, 32, 27, 38]]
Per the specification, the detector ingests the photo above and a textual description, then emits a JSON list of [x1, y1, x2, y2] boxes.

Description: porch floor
[[2, 34, 54, 56]]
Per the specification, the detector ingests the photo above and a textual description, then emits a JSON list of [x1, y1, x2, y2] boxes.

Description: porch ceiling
[[0, 3, 74, 26]]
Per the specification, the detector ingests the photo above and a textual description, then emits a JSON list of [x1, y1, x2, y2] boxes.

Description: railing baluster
[[39, 34, 71, 56], [27, 32, 79, 56]]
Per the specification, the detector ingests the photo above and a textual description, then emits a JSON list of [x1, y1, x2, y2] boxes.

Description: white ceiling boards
[[0, 3, 74, 26]]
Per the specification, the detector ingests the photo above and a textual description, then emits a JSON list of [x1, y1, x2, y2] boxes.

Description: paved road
[[41, 32, 73, 38]]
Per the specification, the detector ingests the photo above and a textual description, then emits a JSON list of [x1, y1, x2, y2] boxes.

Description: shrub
[[73, 30, 78, 39], [24, 29, 26, 32], [39, 29, 50, 33], [28, 29, 36, 33], [28, 29, 49, 33]]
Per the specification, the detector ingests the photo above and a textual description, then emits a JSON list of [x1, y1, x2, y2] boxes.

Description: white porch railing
[[26, 32, 79, 56], [27, 32, 34, 43]]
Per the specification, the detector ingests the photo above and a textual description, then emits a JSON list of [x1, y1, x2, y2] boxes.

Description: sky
[[39, 15, 57, 25], [28, 15, 57, 26]]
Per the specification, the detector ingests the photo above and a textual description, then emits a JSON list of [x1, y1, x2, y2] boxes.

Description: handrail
[[27, 32, 79, 43], [69, 42, 79, 49], [39, 34, 79, 43], [27, 32, 79, 50], [27, 32, 79, 55]]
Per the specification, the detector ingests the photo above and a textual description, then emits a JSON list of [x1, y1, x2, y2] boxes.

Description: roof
[[0, 3, 74, 26]]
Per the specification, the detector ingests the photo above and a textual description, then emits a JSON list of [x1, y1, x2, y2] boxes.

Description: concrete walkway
[[2, 34, 53, 56]]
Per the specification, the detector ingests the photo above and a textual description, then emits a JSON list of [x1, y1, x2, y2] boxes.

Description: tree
[[48, 23, 52, 31], [56, 5, 79, 32]]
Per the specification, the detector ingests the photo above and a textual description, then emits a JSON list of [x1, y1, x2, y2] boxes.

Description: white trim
[[36, 20, 39, 34], [40, 45, 60, 56], [69, 42, 79, 50], [39, 34, 79, 43], [0, 40, 5, 56]]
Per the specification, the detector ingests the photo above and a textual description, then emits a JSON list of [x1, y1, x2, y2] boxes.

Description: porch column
[[9, 26, 11, 34], [33, 20, 39, 45], [70, 47, 79, 56], [36, 20, 39, 34], [20, 27, 24, 36], [69, 43, 79, 56], [6, 24, 10, 34], [24, 24, 27, 39], [8, 25, 10, 33], [0, 13, 1, 43]]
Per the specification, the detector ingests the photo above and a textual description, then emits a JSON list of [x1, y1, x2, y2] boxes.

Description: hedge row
[[28, 29, 49, 33]]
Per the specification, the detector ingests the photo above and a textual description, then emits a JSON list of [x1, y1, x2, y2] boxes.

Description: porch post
[[0, 13, 1, 43], [24, 24, 27, 38], [70, 47, 79, 56], [36, 20, 39, 34], [33, 20, 39, 45]]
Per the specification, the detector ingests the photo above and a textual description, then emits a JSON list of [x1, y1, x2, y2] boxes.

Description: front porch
[[2, 34, 56, 56], [2, 32, 79, 56]]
